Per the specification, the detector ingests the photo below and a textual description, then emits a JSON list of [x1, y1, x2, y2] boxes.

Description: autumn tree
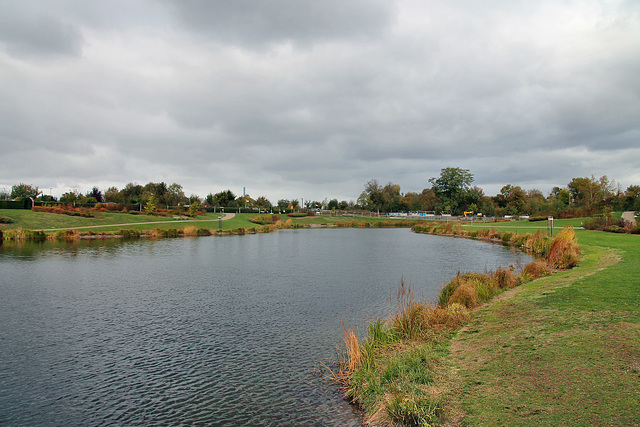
[[429, 167, 474, 214], [166, 183, 187, 207], [494, 184, 526, 215], [567, 175, 614, 212], [104, 186, 123, 204]]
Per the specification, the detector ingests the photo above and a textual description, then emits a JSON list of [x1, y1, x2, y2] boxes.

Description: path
[[39, 213, 236, 232]]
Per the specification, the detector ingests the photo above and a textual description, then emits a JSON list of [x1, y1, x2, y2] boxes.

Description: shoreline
[[335, 224, 582, 425]]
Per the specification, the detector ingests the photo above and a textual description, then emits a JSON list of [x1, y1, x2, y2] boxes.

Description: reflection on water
[[0, 229, 532, 425]]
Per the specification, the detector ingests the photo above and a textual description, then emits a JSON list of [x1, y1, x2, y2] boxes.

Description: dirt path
[[39, 213, 236, 232]]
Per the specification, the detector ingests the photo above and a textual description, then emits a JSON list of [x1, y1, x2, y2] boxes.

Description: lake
[[0, 228, 532, 426]]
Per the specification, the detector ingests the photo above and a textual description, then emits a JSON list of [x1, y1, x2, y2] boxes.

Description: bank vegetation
[[333, 225, 581, 426]]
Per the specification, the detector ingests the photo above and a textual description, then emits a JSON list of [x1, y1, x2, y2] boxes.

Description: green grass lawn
[[445, 229, 639, 426], [0, 210, 420, 234]]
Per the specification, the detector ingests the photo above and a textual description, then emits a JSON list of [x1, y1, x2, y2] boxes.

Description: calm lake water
[[0, 228, 532, 426]]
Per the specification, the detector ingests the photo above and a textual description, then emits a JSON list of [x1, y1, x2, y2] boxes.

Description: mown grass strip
[[333, 226, 637, 426], [445, 231, 639, 426]]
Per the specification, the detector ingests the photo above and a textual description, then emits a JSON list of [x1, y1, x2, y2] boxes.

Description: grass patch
[[335, 226, 639, 426], [442, 229, 640, 426], [336, 282, 470, 426]]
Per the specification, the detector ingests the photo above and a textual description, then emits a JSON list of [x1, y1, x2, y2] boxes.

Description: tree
[[11, 183, 41, 199], [623, 185, 640, 211], [0, 187, 11, 201], [166, 183, 187, 207], [104, 186, 123, 204], [188, 200, 203, 217], [429, 167, 474, 214], [567, 175, 614, 212], [60, 190, 81, 205], [364, 179, 384, 213], [145, 195, 158, 213], [255, 196, 272, 210], [306, 200, 322, 210], [356, 191, 371, 210], [212, 190, 236, 207], [381, 182, 402, 212], [525, 189, 547, 215], [143, 182, 168, 206], [549, 187, 572, 212], [236, 194, 255, 209], [418, 188, 438, 212], [494, 184, 526, 215], [120, 183, 143, 205], [463, 186, 485, 211], [88, 187, 104, 203], [327, 199, 339, 210]]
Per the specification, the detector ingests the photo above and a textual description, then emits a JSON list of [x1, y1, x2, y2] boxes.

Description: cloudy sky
[[1, 0, 639, 202]]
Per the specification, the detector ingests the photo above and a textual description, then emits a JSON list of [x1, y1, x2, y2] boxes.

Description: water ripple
[[0, 229, 532, 425]]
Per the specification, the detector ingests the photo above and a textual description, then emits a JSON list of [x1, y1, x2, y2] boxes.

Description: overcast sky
[[1, 0, 639, 202]]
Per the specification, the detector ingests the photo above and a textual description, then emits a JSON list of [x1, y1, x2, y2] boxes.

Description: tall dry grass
[[522, 258, 552, 279], [545, 227, 580, 269], [336, 279, 471, 425], [439, 272, 498, 309], [183, 225, 198, 236]]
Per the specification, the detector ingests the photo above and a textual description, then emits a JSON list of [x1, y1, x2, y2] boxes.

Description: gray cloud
[[159, 0, 395, 47], [0, 2, 83, 57], [0, 0, 639, 202]]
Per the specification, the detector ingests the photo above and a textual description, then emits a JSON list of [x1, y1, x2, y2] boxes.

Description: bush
[[249, 214, 281, 225], [493, 267, 520, 289], [183, 225, 198, 236], [197, 228, 211, 236], [522, 259, 551, 280], [545, 227, 580, 269], [0, 200, 28, 209], [32, 205, 94, 218], [1, 228, 47, 241], [118, 229, 141, 239], [54, 229, 80, 240], [439, 272, 497, 309]]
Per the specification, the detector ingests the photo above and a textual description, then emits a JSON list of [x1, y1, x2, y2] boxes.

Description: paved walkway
[[39, 213, 236, 231]]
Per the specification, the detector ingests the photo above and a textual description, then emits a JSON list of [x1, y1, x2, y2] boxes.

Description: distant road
[[39, 213, 236, 231]]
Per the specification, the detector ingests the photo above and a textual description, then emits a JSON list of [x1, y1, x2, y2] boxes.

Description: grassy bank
[[336, 225, 638, 426], [445, 229, 639, 426], [0, 209, 428, 242]]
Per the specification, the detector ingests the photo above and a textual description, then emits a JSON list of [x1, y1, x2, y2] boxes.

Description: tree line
[[2, 167, 639, 216], [357, 168, 639, 217]]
